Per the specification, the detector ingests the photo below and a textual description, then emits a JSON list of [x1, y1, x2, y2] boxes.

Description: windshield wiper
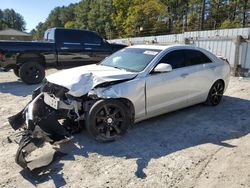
[[113, 66, 128, 71], [99, 64, 137, 72]]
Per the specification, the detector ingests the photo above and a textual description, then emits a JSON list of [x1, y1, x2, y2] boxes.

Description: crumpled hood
[[46, 64, 137, 97]]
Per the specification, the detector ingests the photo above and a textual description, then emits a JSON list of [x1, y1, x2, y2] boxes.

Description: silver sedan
[[9, 45, 230, 168]]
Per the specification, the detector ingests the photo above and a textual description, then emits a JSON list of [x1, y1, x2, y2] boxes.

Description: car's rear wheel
[[19, 62, 45, 84], [86, 99, 130, 142], [206, 80, 224, 106], [13, 68, 20, 77]]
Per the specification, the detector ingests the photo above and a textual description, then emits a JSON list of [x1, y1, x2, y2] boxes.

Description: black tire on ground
[[13, 68, 20, 77], [86, 99, 130, 142], [205, 80, 225, 106], [19, 62, 45, 84]]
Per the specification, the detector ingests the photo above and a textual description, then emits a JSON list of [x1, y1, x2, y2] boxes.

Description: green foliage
[[125, 0, 167, 37], [0, 10, 7, 30], [0, 9, 26, 31], [220, 19, 241, 29], [64, 21, 79, 29], [31, 0, 249, 40], [111, 0, 134, 37], [75, 0, 91, 29], [32, 22, 46, 40]]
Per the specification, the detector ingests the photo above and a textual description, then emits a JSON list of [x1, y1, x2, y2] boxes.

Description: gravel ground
[[0, 69, 250, 188]]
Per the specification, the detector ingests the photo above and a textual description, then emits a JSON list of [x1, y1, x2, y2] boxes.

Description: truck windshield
[[44, 29, 55, 42], [100, 48, 161, 72]]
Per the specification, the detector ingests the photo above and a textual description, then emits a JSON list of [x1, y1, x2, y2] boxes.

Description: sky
[[1, 0, 81, 32]]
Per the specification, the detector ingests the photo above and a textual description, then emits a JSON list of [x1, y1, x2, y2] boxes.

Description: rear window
[[184, 49, 212, 66], [44, 29, 55, 42]]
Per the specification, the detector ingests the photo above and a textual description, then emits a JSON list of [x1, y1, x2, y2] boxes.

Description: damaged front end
[[8, 64, 138, 170], [8, 81, 87, 170]]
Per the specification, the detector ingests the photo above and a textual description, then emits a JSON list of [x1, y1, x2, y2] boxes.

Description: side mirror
[[103, 39, 108, 44], [153, 63, 172, 73]]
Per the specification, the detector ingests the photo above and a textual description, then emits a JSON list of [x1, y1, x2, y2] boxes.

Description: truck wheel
[[19, 62, 45, 84], [86, 99, 130, 142], [13, 68, 20, 77]]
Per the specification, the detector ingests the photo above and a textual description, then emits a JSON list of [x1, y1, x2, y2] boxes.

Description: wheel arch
[[205, 78, 225, 106], [213, 79, 225, 91], [207, 79, 225, 97], [17, 52, 46, 67], [117, 98, 135, 124], [87, 97, 135, 121]]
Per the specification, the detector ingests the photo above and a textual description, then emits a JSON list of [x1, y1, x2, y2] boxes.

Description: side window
[[201, 52, 212, 63], [159, 50, 185, 69], [184, 49, 212, 66], [57, 30, 82, 44], [83, 32, 103, 44]]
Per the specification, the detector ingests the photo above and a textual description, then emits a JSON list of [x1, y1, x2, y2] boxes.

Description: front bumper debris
[[8, 91, 81, 170]]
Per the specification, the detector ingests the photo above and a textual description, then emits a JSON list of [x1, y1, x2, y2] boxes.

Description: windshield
[[43, 29, 55, 42], [100, 48, 161, 72]]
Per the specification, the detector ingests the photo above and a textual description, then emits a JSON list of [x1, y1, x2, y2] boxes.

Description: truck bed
[[0, 40, 55, 53]]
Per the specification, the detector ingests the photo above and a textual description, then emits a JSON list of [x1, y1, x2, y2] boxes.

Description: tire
[[86, 99, 130, 142], [19, 62, 45, 84], [13, 68, 20, 77], [205, 80, 225, 106]]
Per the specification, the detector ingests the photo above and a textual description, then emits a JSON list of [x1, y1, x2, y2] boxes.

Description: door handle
[[60, 47, 69, 50], [181, 73, 189, 77], [84, 48, 92, 50], [210, 65, 216, 69]]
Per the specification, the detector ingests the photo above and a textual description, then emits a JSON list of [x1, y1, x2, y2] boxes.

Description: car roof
[[128, 44, 188, 51], [127, 44, 213, 54], [127, 44, 217, 60]]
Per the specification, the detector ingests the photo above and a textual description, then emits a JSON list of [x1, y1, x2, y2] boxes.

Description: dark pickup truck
[[0, 28, 126, 84]]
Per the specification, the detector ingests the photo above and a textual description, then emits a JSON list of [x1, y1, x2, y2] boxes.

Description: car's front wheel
[[206, 80, 225, 106], [86, 99, 130, 142]]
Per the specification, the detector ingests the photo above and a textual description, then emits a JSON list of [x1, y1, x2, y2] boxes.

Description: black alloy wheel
[[19, 62, 45, 84], [86, 99, 130, 142], [206, 80, 224, 106]]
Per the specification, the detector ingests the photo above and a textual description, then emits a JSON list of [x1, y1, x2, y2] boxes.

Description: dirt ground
[[0, 69, 250, 188]]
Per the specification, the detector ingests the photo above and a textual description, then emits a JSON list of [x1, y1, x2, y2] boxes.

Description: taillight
[[0, 51, 5, 61], [218, 56, 229, 65]]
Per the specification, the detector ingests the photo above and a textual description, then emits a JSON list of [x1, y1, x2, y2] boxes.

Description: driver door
[[146, 50, 190, 118]]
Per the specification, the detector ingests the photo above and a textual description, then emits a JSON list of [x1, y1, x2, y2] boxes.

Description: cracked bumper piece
[[8, 93, 74, 170]]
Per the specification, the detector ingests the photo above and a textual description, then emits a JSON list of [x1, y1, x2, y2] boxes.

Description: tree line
[[32, 0, 249, 40], [1, 0, 249, 40], [0, 9, 26, 31]]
